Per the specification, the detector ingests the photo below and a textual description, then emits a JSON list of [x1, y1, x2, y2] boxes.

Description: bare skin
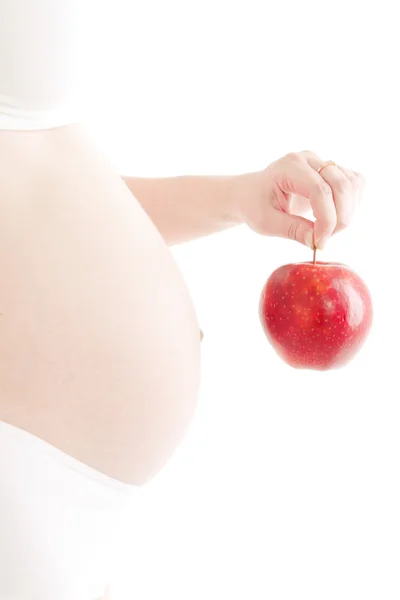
[[0, 126, 362, 597], [0, 125, 202, 486], [0, 125, 362, 490]]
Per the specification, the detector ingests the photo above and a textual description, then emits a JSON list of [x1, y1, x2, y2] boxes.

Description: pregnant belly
[[0, 127, 201, 485]]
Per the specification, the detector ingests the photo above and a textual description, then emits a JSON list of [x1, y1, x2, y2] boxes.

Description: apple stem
[[313, 247, 317, 265]]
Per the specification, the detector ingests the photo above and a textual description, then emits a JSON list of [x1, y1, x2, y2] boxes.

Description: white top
[[0, 0, 83, 129]]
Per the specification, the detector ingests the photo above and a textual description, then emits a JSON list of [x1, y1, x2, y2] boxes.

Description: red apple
[[259, 261, 373, 370]]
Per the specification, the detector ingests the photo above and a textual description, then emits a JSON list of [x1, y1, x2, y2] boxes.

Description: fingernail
[[304, 231, 314, 249], [317, 236, 329, 250]]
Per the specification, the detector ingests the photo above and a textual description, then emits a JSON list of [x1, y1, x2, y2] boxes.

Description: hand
[[235, 151, 364, 250]]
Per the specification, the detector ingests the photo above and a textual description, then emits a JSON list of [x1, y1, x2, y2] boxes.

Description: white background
[[84, 1, 399, 598]]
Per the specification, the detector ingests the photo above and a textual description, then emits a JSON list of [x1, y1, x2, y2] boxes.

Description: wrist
[[229, 171, 263, 225], [205, 174, 245, 227], [223, 176, 242, 226]]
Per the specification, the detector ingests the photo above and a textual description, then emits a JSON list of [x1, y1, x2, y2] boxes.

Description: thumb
[[273, 211, 315, 249]]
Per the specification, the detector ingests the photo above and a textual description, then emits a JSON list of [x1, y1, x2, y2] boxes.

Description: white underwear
[[0, 420, 136, 600], [0, 0, 84, 130]]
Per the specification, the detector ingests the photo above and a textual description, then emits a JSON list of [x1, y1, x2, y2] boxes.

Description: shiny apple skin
[[259, 262, 373, 370]]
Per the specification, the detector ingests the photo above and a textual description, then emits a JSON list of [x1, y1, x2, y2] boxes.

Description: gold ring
[[317, 160, 337, 174]]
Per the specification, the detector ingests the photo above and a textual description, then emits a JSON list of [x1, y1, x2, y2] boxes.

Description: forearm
[[122, 175, 244, 244]]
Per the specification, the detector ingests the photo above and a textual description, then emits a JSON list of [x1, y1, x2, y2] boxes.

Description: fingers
[[304, 155, 352, 232], [279, 156, 337, 249], [272, 211, 315, 248], [257, 151, 364, 249], [337, 165, 365, 207], [300, 152, 364, 248]]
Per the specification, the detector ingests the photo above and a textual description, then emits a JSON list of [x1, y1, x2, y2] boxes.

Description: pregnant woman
[[0, 1, 364, 598]]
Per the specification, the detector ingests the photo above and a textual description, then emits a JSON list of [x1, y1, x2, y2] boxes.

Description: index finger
[[282, 157, 337, 249]]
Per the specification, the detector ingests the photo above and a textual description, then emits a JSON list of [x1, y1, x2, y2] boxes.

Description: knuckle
[[286, 152, 306, 167], [348, 170, 365, 187], [287, 220, 301, 241], [346, 171, 358, 185], [326, 222, 337, 236], [337, 211, 352, 230], [315, 179, 332, 197], [335, 220, 347, 233], [346, 171, 357, 184], [300, 150, 316, 159], [320, 212, 337, 234], [336, 178, 352, 195], [285, 152, 302, 164]]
